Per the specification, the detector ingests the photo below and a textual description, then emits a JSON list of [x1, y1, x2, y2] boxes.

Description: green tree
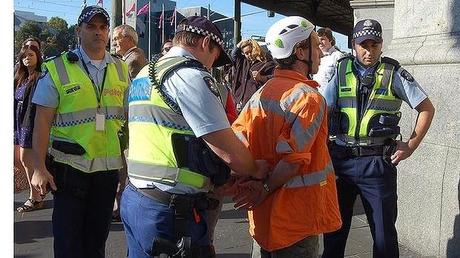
[[15, 17, 78, 59], [14, 20, 43, 55]]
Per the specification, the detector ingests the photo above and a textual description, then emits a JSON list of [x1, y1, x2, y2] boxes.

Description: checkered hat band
[[183, 25, 224, 48], [78, 9, 109, 24], [353, 30, 382, 38]]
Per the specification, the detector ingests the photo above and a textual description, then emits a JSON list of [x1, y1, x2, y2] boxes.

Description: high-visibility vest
[[233, 69, 342, 251], [127, 56, 225, 189], [335, 58, 402, 145], [43, 52, 128, 173]]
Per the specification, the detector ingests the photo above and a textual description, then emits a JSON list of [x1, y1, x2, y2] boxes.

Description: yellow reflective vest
[[43, 51, 129, 173], [335, 58, 402, 145], [127, 56, 220, 190]]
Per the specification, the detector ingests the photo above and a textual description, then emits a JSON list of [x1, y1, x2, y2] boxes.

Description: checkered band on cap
[[180, 24, 225, 48], [353, 29, 382, 39], [78, 7, 109, 25]]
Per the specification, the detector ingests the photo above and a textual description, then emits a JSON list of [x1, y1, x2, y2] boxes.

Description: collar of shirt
[[122, 46, 137, 60], [77, 46, 115, 70], [274, 69, 320, 88], [353, 57, 380, 78], [323, 46, 338, 56]]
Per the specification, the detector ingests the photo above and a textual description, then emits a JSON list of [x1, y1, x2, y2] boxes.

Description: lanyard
[[78, 49, 107, 107]]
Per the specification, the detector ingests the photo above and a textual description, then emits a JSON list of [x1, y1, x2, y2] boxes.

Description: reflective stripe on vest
[[284, 160, 334, 188], [45, 52, 128, 172], [337, 58, 402, 141], [128, 160, 211, 190], [128, 56, 216, 189], [129, 104, 192, 131], [53, 106, 125, 127], [49, 148, 124, 172]]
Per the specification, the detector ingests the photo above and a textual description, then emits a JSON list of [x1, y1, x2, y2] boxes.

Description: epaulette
[[336, 53, 353, 64], [43, 54, 60, 63], [381, 56, 400, 70]]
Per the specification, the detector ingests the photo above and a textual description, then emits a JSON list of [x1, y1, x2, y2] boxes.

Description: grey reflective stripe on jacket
[[284, 160, 334, 188], [128, 104, 193, 131], [128, 160, 211, 190], [49, 148, 123, 173], [53, 53, 126, 85], [53, 106, 125, 127], [276, 85, 326, 153]]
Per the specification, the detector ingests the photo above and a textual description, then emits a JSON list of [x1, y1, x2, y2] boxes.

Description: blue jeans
[[120, 183, 211, 258], [52, 161, 119, 258]]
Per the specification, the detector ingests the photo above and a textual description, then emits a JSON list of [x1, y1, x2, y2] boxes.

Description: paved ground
[[14, 191, 423, 258]]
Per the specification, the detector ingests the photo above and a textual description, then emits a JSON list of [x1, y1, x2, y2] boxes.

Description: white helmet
[[265, 16, 315, 59]]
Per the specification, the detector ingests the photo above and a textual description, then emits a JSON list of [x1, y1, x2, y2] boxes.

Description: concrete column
[[350, 0, 394, 51], [384, 1, 460, 257]]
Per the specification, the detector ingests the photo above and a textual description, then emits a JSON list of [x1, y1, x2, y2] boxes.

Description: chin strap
[[296, 36, 313, 78]]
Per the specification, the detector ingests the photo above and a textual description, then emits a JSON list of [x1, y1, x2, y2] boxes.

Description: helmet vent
[[279, 24, 299, 35]]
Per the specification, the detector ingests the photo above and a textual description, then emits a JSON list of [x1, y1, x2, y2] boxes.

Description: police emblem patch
[[400, 69, 414, 82], [203, 76, 221, 99], [363, 19, 373, 27]]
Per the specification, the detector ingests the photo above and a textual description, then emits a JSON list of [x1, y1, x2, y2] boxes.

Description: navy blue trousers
[[120, 183, 212, 258], [322, 156, 399, 258], [52, 161, 119, 258]]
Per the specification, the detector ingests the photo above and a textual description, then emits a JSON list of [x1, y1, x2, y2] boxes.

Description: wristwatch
[[262, 179, 270, 193]]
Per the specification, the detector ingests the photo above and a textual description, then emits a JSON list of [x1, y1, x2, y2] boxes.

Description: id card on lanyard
[[79, 49, 108, 131]]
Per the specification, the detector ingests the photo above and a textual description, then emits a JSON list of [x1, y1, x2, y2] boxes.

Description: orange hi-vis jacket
[[232, 69, 342, 251]]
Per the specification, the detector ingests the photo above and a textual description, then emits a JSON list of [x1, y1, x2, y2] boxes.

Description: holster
[[151, 237, 215, 258], [171, 134, 230, 187], [52, 140, 86, 155]]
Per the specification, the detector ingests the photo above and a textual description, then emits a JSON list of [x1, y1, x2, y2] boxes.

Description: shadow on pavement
[[446, 179, 460, 258], [14, 220, 53, 244], [219, 208, 247, 220]]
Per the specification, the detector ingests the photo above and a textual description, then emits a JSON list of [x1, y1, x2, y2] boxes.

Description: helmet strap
[[295, 37, 313, 77]]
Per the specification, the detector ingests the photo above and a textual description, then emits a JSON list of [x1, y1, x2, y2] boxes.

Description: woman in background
[[14, 44, 44, 212]]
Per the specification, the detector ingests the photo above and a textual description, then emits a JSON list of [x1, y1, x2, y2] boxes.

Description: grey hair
[[114, 24, 138, 45]]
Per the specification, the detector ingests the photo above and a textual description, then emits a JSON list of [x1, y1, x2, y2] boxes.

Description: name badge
[[95, 112, 105, 131]]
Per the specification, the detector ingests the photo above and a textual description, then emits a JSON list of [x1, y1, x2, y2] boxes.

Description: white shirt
[[313, 46, 344, 95]]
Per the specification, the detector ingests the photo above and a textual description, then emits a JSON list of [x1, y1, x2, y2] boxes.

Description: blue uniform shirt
[[322, 56, 428, 109], [32, 46, 119, 108]]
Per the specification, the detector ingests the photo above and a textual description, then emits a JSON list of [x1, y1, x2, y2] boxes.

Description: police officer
[[121, 16, 267, 258], [31, 6, 129, 258], [321, 19, 435, 258]]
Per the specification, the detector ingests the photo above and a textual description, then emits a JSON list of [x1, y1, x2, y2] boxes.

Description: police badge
[[400, 69, 414, 82]]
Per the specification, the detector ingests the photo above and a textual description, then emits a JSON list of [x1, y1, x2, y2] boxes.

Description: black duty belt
[[129, 182, 219, 211], [330, 143, 386, 158]]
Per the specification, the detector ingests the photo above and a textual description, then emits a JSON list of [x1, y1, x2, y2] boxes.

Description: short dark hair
[[274, 38, 311, 69], [317, 27, 335, 46]]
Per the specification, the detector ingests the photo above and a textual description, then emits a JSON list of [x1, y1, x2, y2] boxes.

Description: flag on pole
[[96, 0, 103, 7], [170, 7, 176, 26], [158, 8, 164, 29], [126, 3, 136, 17], [137, 2, 150, 16]]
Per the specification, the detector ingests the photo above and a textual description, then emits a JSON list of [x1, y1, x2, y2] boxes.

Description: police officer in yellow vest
[[31, 6, 129, 258], [321, 19, 435, 258], [121, 16, 267, 258]]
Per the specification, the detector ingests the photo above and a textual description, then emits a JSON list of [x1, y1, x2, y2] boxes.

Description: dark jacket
[[122, 47, 148, 80], [231, 47, 275, 111]]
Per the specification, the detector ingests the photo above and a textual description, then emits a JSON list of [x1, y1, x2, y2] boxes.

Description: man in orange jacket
[[231, 16, 342, 258]]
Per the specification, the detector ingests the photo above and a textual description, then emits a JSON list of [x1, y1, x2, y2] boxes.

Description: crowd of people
[[14, 4, 435, 258]]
